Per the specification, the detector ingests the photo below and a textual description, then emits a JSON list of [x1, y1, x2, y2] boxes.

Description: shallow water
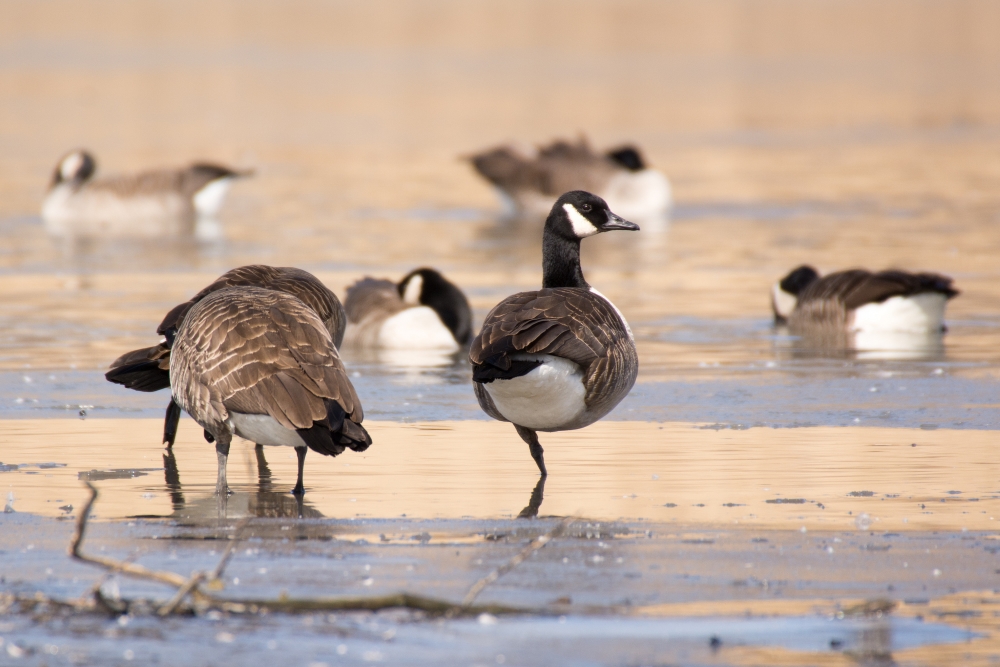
[[3, 0, 1000, 664]]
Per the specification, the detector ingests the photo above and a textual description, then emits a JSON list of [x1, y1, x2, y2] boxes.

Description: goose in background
[[468, 137, 671, 225], [170, 286, 371, 496], [106, 265, 346, 448], [42, 149, 251, 238], [343, 268, 472, 355], [772, 265, 959, 357], [470, 191, 639, 484]]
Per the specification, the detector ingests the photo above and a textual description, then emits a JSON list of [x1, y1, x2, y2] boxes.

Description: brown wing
[[798, 269, 958, 311], [170, 287, 362, 434], [469, 138, 619, 197], [158, 265, 346, 347], [470, 288, 636, 408]]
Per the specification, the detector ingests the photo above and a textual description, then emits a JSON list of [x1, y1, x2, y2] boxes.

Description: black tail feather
[[105, 361, 171, 392], [296, 399, 373, 457], [472, 354, 542, 384]]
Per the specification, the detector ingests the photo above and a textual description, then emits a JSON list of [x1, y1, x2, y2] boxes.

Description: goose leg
[[163, 400, 181, 449], [514, 425, 547, 477], [292, 446, 307, 496], [215, 433, 232, 496]]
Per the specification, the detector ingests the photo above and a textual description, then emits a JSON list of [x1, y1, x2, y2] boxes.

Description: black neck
[[542, 227, 588, 289]]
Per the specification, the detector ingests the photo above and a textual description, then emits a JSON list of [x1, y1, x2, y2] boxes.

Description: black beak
[[602, 210, 640, 232]]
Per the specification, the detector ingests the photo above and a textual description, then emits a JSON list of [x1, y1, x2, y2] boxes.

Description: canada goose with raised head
[[470, 191, 639, 477], [468, 137, 671, 224], [42, 149, 250, 237], [170, 286, 371, 495], [772, 265, 959, 333], [105, 265, 347, 448], [343, 267, 472, 351]]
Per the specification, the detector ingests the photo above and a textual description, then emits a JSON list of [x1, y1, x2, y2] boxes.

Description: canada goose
[[470, 191, 639, 477], [468, 137, 671, 224], [772, 265, 959, 332], [42, 149, 250, 237], [105, 265, 346, 448], [343, 268, 472, 351], [170, 286, 371, 495]]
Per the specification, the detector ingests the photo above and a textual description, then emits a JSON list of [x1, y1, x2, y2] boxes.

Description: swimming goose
[[468, 137, 671, 224], [772, 265, 959, 332], [105, 265, 346, 448], [343, 268, 472, 351], [42, 149, 250, 237], [470, 190, 639, 477], [170, 286, 371, 495]]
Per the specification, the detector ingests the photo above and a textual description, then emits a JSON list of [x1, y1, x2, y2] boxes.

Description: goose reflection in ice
[[161, 447, 323, 520], [773, 325, 947, 362], [517, 477, 547, 519]]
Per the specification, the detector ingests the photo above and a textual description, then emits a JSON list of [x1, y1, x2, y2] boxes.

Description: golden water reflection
[[3, 419, 998, 529]]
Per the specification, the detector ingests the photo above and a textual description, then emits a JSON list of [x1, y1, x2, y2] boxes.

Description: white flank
[[192, 178, 233, 218], [229, 413, 306, 448], [402, 273, 423, 305], [484, 354, 586, 430], [602, 169, 672, 224], [589, 287, 634, 342], [379, 306, 458, 350], [850, 293, 947, 333], [771, 284, 798, 321], [562, 203, 600, 237]]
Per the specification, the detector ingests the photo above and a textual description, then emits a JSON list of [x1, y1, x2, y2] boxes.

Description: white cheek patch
[[563, 203, 600, 238], [60, 153, 85, 180], [402, 274, 423, 305], [771, 284, 798, 320]]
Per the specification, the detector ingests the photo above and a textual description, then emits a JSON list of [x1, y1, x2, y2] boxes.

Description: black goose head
[[547, 190, 640, 241], [52, 150, 96, 188], [772, 265, 820, 323], [398, 268, 473, 345], [606, 145, 646, 171]]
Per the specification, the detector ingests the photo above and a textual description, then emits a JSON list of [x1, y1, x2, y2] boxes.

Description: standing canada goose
[[468, 137, 671, 224], [343, 268, 472, 351], [42, 149, 250, 237], [105, 265, 346, 448], [772, 265, 959, 332], [470, 191, 639, 478], [170, 286, 371, 495]]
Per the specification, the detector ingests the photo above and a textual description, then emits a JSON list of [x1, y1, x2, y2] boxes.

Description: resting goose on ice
[[170, 286, 370, 495], [343, 268, 472, 351], [470, 190, 639, 477], [468, 137, 671, 224], [42, 149, 250, 237], [105, 265, 347, 448], [772, 265, 959, 333]]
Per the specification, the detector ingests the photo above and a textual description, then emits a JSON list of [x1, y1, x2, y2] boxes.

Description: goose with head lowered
[[468, 137, 671, 225], [170, 286, 371, 496], [105, 265, 347, 449], [343, 268, 472, 351], [470, 190, 639, 478], [42, 149, 251, 238], [772, 265, 959, 332]]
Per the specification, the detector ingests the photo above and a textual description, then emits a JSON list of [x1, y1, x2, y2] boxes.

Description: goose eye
[[580, 203, 592, 212]]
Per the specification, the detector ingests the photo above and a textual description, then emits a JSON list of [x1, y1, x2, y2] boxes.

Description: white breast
[[850, 293, 947, 333], [193, 178, 233, 218], [484, 354, 587, 431], [378, 306, 458, 350], [229, 413, 306, 448]]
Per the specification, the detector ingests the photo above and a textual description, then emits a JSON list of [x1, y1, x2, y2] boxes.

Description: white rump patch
[[562, 203, 600, 238], [379, 306, 458, 350], [484, 354, 586, 430], [771, 284, 798, 321], [589, 287, 634, 342], [229, 413, 306, 448], [850, 293, 948, 333], [402, 273, 423, 305], [193, 178, 233, 218], [60, 152, 86, 181]]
